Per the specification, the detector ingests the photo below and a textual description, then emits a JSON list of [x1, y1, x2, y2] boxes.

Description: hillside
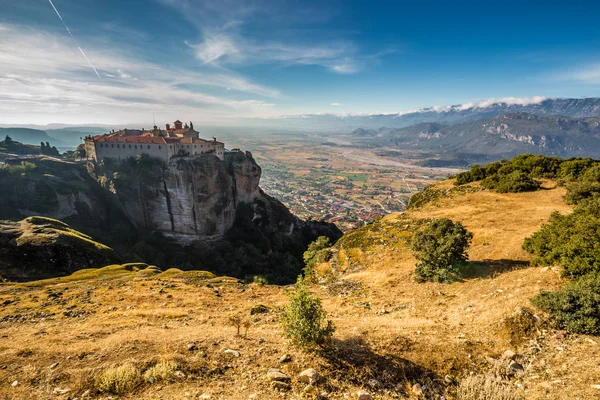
[[1, 177, 597, 399], [0, 128, 65, 148]]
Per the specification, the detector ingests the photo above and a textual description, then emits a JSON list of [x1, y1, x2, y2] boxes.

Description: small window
[[148, 145, 150, 149], [111, 144, 114, 148], [158, 145, 161, 149], [129, 144, 132, 148], [194, 145, 197, 148], [134, 145, 137, 149], [170, 145, 172, 149]]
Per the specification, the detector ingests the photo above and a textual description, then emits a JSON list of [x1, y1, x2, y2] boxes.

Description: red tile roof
[[92, 135, 167, 144]]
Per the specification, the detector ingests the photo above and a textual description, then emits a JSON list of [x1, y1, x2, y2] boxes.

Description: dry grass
[[456, 374, 522, 400], [0, 180, 598, 399], [143, 359, 179, 383], [94, 362, 142, 394]]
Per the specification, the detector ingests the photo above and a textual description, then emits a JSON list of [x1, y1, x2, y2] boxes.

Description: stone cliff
[[0, 152, 341, 282], [91, 151, 264, 241]]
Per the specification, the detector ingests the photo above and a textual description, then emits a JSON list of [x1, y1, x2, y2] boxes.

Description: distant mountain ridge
[[356, 112, 600, 162], [246, 97, 600, 131]]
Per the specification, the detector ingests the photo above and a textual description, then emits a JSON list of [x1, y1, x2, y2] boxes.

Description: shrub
[[411, 218, 473, 282], [252, 275, 269, 286], [564, 164, 600, 204], [143, 360, 178, 383], [531, 271, 600, 335], [523, 196, 600, 278], [95, 363, 142, 394], [559, 158, 598, 181], [303, 236, 332, 278], [280, 276, 335, 350], [228, 313, 251, 337], [481, 171, 541, 193], [456, 374, 522, 400]]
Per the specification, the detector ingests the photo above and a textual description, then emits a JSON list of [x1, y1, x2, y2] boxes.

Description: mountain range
[[246, 97, 600, 131], [353, 112, 600, 162]]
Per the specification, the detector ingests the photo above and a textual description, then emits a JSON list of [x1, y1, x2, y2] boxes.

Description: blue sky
[[0, 0, 599, 125]]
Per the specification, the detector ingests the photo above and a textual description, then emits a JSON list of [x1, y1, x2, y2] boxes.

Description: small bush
[[411, 218, 473, 282], [95, 363, 141, 394], [531, 271, 600, 335], [143, 360, 178, 383], [252, 275, 269, 286], [280, 276, 335, 350], [303, 236, 332, 277], [456, 374, 522, 400]]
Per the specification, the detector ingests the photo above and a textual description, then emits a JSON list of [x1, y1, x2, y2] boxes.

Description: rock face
[[0, 152, 342, 281], [0, 216, 119, 280], [97, 151, 262, 241]]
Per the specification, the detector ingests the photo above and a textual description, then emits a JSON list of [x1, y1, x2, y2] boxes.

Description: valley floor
[[1, 180, 598, 399]]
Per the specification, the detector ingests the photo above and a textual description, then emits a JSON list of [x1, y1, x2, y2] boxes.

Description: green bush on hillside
[[558, 158, 599, 181], [303, 236, 332, 277], [481, 170, 541, 193], [454, 154, 563, 193], [523, 196, 600, 278], [531, 271, 600, 335], [564, 164, 600, 204], [411, 218, 473, 282], [280, 276, 335, 350]]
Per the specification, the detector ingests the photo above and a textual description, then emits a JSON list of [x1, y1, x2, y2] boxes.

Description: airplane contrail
[[47, 0, 101, 78]]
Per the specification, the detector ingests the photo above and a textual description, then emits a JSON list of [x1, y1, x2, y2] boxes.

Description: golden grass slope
[[0, 179, 599, 399]]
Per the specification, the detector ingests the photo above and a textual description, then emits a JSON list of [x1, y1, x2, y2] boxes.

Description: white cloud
[[330, 102, 341, 106], [0, 25, 281, 124], [188, 31, 362, 74], [555, 63, 600, 84], [161, 0, 387, 75]]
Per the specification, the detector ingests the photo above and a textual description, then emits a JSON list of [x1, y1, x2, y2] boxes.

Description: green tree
[[411, 218, 473, 282], [190, 121, 194, 130], [4, 135, 12, 144], [280, 276, 335, 350]]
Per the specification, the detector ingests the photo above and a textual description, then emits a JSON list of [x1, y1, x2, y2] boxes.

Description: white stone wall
[[94, 142, 169, 162], [89, 139, 224, 162], [173, 142, 224, 160]]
